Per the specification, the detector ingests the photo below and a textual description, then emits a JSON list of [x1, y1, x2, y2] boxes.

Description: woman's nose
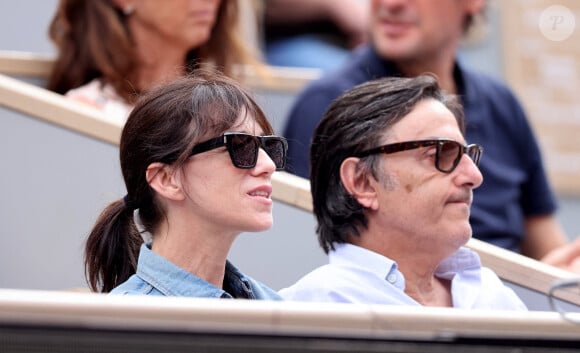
[[253, 148, 276, 175]]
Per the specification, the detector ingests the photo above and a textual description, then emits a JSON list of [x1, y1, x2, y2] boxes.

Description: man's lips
[[448, 193, 472, 206]]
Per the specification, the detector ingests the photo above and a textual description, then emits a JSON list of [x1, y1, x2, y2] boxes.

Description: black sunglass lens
[[263, 138, 286, 169], [230, 134, 258, 168]]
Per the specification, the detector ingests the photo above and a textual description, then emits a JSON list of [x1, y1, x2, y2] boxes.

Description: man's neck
[[396, 59, 457, 94], [403, 275, 453, 307], [351, 225, 454, 307]]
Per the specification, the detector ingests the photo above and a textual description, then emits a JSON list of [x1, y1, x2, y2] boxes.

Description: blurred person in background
[[261, 0, 368, 71], [47, 0, 262, 123], [282, 0, 580, 272]]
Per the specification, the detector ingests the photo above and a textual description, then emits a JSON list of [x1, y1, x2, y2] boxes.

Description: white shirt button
[[386, 273, 397, 283]]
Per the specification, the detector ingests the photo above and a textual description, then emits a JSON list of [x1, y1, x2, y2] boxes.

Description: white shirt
[[279, 243, 527, 311], [65, 78, 133, 124]]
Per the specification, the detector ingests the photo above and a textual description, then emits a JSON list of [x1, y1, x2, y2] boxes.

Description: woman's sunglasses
[[356, 138, 483, 173], [189, 132, 288, 171]]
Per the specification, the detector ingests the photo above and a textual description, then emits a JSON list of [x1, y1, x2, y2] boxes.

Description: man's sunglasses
[[189, 132, 288, 171], [356, 138, 483, 173]]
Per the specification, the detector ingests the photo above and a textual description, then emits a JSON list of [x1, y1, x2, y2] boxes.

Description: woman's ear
[[146, 162, 185, 202], [340, 157, 379, 210]]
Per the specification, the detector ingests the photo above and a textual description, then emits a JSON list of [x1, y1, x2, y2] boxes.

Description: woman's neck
[[133, 53, 188, 91], [129, 27, 191, 92], [151, 221, 238, 289]]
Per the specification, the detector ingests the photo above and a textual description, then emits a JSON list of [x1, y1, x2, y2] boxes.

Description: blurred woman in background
[[47, 0, 261, 122]]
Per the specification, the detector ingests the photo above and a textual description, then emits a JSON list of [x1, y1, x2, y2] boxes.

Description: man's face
[[370, 0, 481, 64], [369, 98, 483, 257]]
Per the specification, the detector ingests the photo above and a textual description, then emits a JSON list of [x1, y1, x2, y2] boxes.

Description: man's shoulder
[[298, 47, 382, 101], [461, 66, 517, 100], [298, 68, 365, 101], [284, 62, 370, 138], [278, 264, 348, 296], [459, 66, 530, 127]]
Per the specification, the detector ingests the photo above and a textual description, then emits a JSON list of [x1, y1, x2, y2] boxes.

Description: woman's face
[[127, 0, 221, 50], [179, 113, 277, 236]]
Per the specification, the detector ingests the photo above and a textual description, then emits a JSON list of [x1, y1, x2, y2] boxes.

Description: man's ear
[[146, 162, 185, 202], [340, 157, 379, 210]]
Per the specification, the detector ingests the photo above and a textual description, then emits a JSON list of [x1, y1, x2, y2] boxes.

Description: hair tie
[[123, 194, 138, 210]]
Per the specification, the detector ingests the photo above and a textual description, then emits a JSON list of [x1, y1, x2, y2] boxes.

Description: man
[[283, 0, 580, 270], [280, 75, 526, 309]]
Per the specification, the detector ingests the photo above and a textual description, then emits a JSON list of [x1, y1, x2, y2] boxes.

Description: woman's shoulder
[[109, 274, 161, 296], [245, 276, 283, 301]]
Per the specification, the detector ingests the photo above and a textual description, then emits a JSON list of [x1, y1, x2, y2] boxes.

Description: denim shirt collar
[[135, 244, 267, 299]]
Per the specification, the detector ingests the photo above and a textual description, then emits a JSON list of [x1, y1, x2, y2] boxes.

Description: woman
[[85, 69, 286, 299], [47, 0, 260, 122]]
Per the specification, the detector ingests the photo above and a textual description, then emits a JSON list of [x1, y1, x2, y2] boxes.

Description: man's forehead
[[385, 100, 461, 140]]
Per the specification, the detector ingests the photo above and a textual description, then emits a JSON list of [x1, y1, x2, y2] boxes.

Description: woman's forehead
[[229, 111, 266, 135]]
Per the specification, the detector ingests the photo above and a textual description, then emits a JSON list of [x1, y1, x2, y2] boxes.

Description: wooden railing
[[0, 51, 54, 78], [0, 288, 579, 350], [0, 50, 321, 93]]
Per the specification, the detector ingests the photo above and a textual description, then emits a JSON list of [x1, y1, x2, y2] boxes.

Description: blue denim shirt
[[110, 244, 282, 300]]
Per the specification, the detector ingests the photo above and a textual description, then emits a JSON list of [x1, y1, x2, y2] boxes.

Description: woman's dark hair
[[84, 69, 273, 292], [47, 0, 259, 103], [310, 75, 464, 254]]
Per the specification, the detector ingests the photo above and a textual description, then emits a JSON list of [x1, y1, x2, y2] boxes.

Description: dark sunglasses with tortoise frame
[[356, 138, 483, 173]]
